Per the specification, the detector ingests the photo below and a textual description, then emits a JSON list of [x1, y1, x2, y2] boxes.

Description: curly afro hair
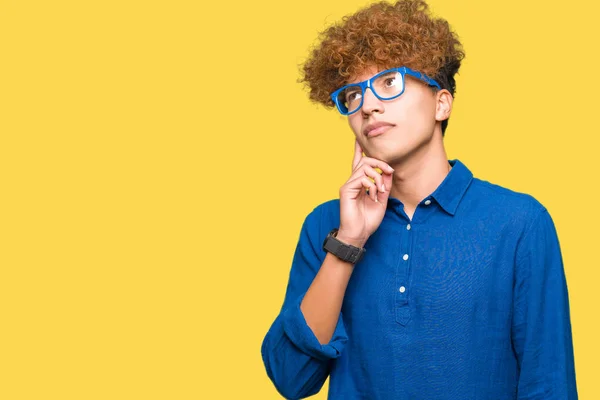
[[299, 0, 465, 136]]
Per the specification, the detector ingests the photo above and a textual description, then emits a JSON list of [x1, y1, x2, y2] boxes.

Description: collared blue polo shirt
[[261, 159, 578, 399]]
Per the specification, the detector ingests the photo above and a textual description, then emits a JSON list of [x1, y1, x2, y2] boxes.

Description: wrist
[[335, 231, 367, 248]]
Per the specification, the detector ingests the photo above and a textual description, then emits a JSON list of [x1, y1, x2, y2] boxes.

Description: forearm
[[262, 248, 355, 399], [262, 205, 354, 398], [300, 246, 356, 344]]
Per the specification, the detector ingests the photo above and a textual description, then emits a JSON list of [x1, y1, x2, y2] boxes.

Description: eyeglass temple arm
[[404, 69, 441, 90]]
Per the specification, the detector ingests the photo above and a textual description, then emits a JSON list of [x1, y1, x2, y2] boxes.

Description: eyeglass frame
[[329, 66, 442, 115]]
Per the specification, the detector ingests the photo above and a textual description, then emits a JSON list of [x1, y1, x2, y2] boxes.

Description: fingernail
[[381, 184, 386, 192]]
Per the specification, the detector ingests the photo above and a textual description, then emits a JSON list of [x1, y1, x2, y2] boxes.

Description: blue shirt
[[261, 158, 578, 399]]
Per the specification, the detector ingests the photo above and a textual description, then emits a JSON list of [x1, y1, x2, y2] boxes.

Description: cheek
[[401, 98, 436, 129]]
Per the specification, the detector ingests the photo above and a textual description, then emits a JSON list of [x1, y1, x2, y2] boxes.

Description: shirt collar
[[386, 158, 473, 216], [430, 158, 473, 216]]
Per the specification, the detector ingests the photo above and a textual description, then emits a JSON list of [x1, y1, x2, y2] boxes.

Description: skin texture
[[347, 65, 454, 219]]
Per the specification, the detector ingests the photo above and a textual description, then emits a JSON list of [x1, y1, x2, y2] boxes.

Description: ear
[[434, 89, 453, 122]]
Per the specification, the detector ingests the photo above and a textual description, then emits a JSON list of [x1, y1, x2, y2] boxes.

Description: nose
[[361, 87, 384, 115]]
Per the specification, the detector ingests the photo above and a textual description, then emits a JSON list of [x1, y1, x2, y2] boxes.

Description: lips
[[365, 123, 394, 138]]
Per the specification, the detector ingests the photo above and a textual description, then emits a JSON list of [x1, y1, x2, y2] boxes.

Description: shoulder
[[466, 177, 560, 265], [469, 176, 548, 226]]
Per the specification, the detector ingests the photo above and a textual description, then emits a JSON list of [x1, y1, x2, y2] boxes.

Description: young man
[[261, 0, 578, 398]]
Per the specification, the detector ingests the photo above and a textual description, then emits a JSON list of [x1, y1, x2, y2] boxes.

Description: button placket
[[396, 224, 412, 326]]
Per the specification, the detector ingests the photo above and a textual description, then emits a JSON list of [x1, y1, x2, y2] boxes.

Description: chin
[[366, 147, 393, 162]]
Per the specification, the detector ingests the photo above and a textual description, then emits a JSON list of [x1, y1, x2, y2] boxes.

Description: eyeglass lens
[[336, 71, 405, 114]]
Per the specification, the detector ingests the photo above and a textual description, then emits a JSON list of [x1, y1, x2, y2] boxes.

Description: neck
[[387, 134, 451, 212]]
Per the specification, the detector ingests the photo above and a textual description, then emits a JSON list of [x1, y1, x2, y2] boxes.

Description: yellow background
[[1, 0, 597, 398]]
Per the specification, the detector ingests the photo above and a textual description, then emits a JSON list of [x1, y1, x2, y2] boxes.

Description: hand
[[337, 139, 394, 248]]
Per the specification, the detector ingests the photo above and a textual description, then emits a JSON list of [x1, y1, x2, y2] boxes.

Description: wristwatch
[[322, 228, 366, 265]]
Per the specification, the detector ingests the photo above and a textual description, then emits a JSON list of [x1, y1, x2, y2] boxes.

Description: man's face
[[346, 65, 443, 165]]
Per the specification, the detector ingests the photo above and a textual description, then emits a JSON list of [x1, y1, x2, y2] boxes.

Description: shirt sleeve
[[261, 203, 349, 399], [512, 207, 578, 399]]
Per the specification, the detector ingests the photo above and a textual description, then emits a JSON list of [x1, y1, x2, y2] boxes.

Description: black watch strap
[[322, 228, 366, 265]]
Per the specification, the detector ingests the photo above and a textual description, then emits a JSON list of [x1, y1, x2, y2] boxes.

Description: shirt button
[[406, 224, 411, 230], [403, 254, 409, 261], [399, 286, 406, 293], [424, 199, 431, 205]]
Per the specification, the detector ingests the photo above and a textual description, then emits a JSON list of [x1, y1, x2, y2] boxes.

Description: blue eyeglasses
[[330, 66, 441, 115]]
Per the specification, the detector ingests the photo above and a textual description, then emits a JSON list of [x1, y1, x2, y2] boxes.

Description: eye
[[384, 77, 397, 87], [346, 90, 362, 103]]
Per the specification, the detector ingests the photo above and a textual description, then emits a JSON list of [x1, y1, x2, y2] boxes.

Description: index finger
[[352, 139, 364, 172]]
